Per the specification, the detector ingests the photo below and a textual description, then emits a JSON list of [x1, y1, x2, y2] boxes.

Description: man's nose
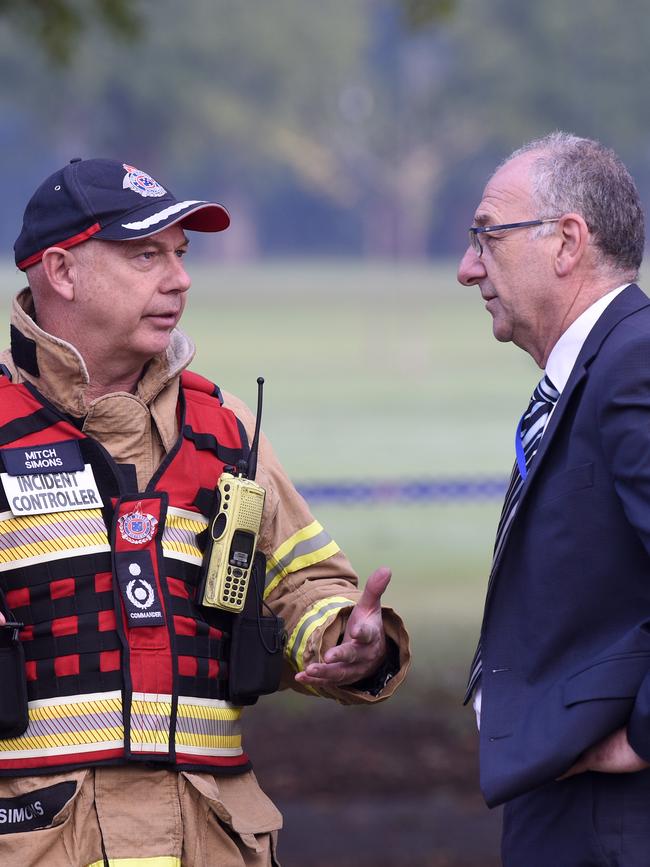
[[457, 246, 486, 287], [163, 255, 191, 293]]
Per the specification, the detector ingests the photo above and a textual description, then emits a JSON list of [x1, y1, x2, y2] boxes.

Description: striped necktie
[[464, 374, 560, 703]]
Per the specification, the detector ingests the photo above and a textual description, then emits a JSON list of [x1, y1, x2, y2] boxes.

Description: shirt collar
[[545, 284, 629, 394]]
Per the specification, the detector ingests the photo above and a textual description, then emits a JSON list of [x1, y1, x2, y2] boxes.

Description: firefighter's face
[[70, 224, 191, 367]]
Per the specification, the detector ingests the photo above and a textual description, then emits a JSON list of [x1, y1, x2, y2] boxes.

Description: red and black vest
[[0, 370, 252, 776]]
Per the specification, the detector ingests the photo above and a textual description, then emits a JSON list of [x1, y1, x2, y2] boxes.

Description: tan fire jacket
[[0, 289, 410, 867]]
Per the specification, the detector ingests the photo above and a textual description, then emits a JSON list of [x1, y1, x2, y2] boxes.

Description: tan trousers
[[0, 766, 282, 866]]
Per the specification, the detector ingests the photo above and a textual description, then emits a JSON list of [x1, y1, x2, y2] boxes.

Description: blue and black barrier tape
[[296, 477, 508, 505]]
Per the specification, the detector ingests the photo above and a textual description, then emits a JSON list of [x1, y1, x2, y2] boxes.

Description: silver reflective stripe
[[265, 528, 334, 589], [286, 597, 354, 669]]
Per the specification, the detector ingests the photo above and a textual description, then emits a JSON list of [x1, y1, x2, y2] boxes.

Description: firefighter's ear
[[40, 247, 77, 302]]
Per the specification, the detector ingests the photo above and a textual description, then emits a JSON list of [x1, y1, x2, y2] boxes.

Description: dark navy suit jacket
[[478, 283, 650, 807]]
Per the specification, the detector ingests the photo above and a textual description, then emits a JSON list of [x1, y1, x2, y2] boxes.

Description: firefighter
[[0, 158, 410, 866]]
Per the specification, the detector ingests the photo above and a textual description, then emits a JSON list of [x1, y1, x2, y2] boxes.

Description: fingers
[[355, 567, 391, 615], [293, 566, 391, 690], [323, 638, 366, 665], [340, 621, 375, 646], [343, 567, 390, 644], [295, 663, 355, 687], [295, 630, 386, 688], [295, 656, 374, 688], [556, 729, 650, 780]]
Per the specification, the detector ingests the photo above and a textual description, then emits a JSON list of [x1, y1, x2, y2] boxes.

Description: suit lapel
[[489, 284, 650, 580]]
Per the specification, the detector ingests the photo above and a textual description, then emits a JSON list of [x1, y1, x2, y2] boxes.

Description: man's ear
[[554, 214, 589, 278], [40, 247, 78, 302]]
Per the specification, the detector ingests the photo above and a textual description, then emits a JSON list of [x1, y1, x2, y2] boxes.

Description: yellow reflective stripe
[[269, 519, 322, 564], [175, 733, 242, 749], [0, 691, 245, 761], [175, 697, 242, 754], [0, 508, 110, 568], [30, 695, 122, 720], [265, 520, 340, 598], [130, 695, 171, 752], [131, 692, 172, 716], [160, 540, 202, 562], [0, 544, 111, 572], [129, 729, 171, 745], [0, 693, 125, 755], [87, 858, 181, 867], [280, 540, 340, 581], [0, 726, 123, 751], [176, 700, 242, 752], [165, 507, 209, 529], [0, 508, 104, 528], [286, 595, 355, 671], [177, 705, 241, 721], [161, 507, 208, 564], [0, 532, 109, 563]]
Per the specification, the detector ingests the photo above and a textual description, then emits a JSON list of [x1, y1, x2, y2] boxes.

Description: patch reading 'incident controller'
[[0, 465, 104, 516]]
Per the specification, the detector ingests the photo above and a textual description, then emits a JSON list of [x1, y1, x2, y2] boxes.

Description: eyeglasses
[[468, 218, 561, 256]]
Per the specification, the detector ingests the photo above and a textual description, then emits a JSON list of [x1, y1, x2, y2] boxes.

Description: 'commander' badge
[[122, 164, 166, 198], [118, 502, 158, 545]]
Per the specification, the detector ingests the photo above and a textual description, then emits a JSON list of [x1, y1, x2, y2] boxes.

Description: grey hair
[[504, 132, 644, 278]]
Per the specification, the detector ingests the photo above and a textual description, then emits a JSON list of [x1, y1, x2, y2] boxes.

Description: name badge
[[0, 781, 76, 835], [1, 441, 84, 476], [0, 442, 103, 516]]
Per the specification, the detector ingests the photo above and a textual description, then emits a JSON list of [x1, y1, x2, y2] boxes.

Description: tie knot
[[520, 374, 559, 443], [532, 373, 560, 407]]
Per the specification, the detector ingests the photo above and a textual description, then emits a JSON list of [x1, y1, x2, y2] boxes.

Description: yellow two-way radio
[[200, 378, 266, 613]]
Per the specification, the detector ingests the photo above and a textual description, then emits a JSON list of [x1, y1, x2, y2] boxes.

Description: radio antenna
[[247, 377, 264, 481]]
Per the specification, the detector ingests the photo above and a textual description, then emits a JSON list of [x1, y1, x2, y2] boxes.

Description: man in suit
[[458, 132, 650, 866]]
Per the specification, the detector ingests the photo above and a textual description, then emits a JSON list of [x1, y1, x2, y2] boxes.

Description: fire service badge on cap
[[122, 164, 166, 198]]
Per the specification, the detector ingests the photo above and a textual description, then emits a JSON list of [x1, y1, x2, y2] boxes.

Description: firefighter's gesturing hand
[[294, 567, 390, 688]]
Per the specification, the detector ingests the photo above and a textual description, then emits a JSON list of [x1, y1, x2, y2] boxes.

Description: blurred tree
[[425, 0, 650, 250], [0, 0, 464, 258], [0, 0, 140, 64], [440, 0, 650, 151], [0, 0, 370, 256], [1, 0, 650, 258], [322, 1, 472, 257], [0, 0, 453, 67], [398, 0, 456, 29]]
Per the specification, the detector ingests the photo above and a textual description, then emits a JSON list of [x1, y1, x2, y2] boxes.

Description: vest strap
[[10, 326, 39, 377], [0, 408, 63, 447], [182, 425, 243, 467]]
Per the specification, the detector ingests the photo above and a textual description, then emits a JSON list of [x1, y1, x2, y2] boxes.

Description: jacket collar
[[491, 283, 650, 577], [7, 287, 196, 418], [526, 283, 650, 482]]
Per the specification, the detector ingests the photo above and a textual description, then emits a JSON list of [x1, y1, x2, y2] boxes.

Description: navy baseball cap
[[14, 158, 231, 270]]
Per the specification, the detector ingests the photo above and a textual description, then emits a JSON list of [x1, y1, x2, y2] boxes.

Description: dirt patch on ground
[[244, 691, 502, 867]]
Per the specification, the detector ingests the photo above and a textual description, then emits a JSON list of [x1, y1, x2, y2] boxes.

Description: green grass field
[[178, 261, 540, 687], [0, 260, 544, 690]]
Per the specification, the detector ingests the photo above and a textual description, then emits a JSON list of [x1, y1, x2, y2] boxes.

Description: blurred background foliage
[[1, 0, 648, 689], [0, 4, 647, 862], [0, 0, 648, 698], [2, 0, 650, 260]]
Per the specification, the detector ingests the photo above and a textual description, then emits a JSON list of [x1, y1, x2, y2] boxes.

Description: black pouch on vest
[[228, 552, 286, 706], [0, 622, 28, 738]]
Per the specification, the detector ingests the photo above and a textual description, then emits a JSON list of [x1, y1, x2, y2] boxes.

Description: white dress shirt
[[474, 283, 630, 727]]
